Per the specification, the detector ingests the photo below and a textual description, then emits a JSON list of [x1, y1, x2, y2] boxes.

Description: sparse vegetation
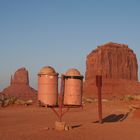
[[120, 95, 134, 101], [0, 94, 33, 107]]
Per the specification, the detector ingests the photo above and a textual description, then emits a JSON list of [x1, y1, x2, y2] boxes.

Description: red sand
[[0, 100, 140, 140]]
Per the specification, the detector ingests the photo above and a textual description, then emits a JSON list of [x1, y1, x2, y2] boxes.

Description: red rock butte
[[1, 67, 37, 100], [11, 67, 29, 85], [84, 42, 140, 98]]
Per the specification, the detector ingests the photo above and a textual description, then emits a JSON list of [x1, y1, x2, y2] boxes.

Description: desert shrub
[[0, 94, 33, 107], [121, 95, 134, 101]]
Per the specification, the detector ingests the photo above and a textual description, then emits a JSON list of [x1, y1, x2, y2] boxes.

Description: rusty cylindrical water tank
[[63, 68, 83, 106], [38, 66, 58, 106]]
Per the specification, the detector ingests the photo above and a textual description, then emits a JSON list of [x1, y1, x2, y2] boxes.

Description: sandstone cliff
[[84, 42, 140, 98], [1, 67, 37, 100], [11, 67, 29, 85]]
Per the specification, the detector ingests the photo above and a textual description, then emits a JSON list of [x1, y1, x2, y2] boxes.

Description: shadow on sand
[[71, 124, 82, 129], [94, 112, 129, 123]]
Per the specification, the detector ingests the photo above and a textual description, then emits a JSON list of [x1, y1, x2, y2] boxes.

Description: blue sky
[[0, 0, 140, 90]]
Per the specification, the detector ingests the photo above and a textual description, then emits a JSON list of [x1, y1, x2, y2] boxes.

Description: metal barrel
[[63, 68, 83, 106], [38, 66, 58, 106]]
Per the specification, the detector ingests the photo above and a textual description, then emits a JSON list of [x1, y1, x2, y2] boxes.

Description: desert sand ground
[[0, 100, 140, 140]]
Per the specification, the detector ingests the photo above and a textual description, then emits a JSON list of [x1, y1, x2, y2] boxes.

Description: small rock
[[102, 99, 109, 102], [15, 99, 25, 105], [43, 127, 49, 131], [64, 126, 69, 131], [82, 97, 94, 104], [55, 121, 66, 131], [25, 100, 33, 106], [65, 126, 72, 131]]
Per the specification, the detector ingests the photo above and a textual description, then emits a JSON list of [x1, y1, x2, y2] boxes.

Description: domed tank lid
[[38, 66, 58, 75], [65, 68, 81, 76]]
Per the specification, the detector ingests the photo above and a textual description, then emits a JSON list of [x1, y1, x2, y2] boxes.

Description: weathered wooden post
[[96, 75, 102, 124]]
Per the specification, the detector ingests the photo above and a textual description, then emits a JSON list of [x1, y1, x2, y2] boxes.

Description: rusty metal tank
[[38, 66, 58, 106], [63, 68, 83, 106]]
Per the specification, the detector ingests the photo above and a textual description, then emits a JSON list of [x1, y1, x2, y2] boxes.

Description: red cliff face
[[11, 68, 29, 85], [85, 42, 140, 98], [1, 68, 37, 100]]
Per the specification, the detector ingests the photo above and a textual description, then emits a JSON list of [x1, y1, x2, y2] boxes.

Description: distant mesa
[[84, 42, 140, 98], [1, 67, 37, 100]]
